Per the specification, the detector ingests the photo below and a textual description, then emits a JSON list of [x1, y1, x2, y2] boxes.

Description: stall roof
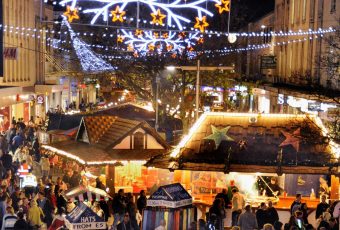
[[146, 112, 339, 175], [42, 115, 169, 165], [147, 183, 192, 208]]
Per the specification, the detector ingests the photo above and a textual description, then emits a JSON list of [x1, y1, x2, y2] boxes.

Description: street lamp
[[155, 76, 160, 131]]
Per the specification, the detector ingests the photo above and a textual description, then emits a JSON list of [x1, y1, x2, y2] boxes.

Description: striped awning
[[64, 185, 112, 202]]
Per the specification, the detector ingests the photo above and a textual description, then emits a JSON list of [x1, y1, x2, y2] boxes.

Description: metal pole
[[195, 59, 200, 120], [137, 0, 140, 28], [227, 0, 232, 35], [155, 76, 160, 130]]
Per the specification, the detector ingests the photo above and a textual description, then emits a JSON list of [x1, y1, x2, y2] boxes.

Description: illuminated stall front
[[147, 112, 340, 209]]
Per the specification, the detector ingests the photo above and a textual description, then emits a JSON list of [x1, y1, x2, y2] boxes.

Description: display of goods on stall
[[142, 183, 197, 230]]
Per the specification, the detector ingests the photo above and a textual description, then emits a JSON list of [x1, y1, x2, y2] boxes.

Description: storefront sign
[[261, 56, 277, 69], [147, 183, 192, 208], [66, 203, 106, 230], [3, 47, 19, 60], [277, 94, 285, 105], [37, 95, 45, 104]]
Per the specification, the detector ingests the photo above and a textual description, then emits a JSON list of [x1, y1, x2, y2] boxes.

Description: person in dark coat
[[315, 195, 330, 220], [208, 198, 224, 230], [256, 202, 268, 229], [32, 137, 41, 162], [1, 153, 12, 171], [215, 189, 230, 208], [14, 212, 29, 230], [290, 194, 302, 215], [136, 190, 147, 214], [267, 200, 279, 225], [112, 189, 127, 228], [117, 212, 133, 230], [37, 191, 53, 227], [126, 196, 139, 230]]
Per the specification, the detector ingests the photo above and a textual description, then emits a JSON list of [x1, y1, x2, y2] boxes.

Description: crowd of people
[[205, 188, 339, 230]]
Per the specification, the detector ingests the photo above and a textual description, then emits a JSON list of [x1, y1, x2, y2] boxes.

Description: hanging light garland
[[61, 16, 115, 72], [120, 29, 200, 52]]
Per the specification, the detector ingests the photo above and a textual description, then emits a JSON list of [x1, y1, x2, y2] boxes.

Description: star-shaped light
[[127, 44, 134, 51], [178, 32, 186, 39], [279, 128, 301, 152], [197, 37, 204, 44], [171, 53, 177, 58], [111, 6, 126, 22], [166, 45, 173, 51], [133, 51, 139, 57], [148, 44, 155, 51], [151, 9, 166, 25], [215, 0, 230, 14], [203, 125, 234, 149], [63, 5, 80, 23], [162, 33, 169, 39], [117, 35, 125, 43], [135, 29, 143, 37], [194, 16, 209, 33], [187, 46, 194, 52], [153, 32, 159, 38]]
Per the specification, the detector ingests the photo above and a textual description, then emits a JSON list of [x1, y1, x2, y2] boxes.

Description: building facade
[[237, 0, 339, 91]]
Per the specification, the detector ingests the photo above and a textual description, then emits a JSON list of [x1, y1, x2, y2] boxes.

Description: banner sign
[[66, 202, 106, 230], [3, 47, 19, 60], [261, 56, 277, 69], [147, 183, 192, 208]]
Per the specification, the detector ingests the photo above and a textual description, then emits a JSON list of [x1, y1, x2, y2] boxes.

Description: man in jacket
[[231, 188, 245, 226], [238, 205, 258, 230]]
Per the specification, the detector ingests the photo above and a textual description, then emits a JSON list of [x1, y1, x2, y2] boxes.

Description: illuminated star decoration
[[279, 128, 301, 152], [166, 45, 173, 51], [120, 29, 199, 53], [153, 32, 159, 39], [178, 32, 186, 39], [203, 125, 234, 149], [127, 44, 134, 51], [117, 35, 125, 43], [194, 16, 209, 33], [135, 29, 143, 37], [162, 33, 169, 39], [215, 0, 230, 14], [59, 0, 218, 29], [151, 9, 166, 25], [197, 37, 204, 44], [111, 6, 126, 22], [63, 5, 80, 22], [148, 43, 155, 51]]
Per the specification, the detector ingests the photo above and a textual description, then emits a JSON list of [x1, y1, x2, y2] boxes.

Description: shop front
[[0, 87, 35, 131]]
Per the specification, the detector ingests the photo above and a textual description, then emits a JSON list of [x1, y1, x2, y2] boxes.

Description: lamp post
[[155, 76, 160, 131], [195, 59, 201, 120]]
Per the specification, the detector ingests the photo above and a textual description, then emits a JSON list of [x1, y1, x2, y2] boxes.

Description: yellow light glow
[[41, 145, 146, 166], [170, 112, 339, 158]]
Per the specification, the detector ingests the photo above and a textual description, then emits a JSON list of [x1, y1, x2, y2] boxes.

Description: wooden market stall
[[146, 112, 340, 209], [41, 115, 170, 195]]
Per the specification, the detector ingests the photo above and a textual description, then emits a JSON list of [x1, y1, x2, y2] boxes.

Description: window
[[331, 0, 336, 13], [134, 132, 144, 150]]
